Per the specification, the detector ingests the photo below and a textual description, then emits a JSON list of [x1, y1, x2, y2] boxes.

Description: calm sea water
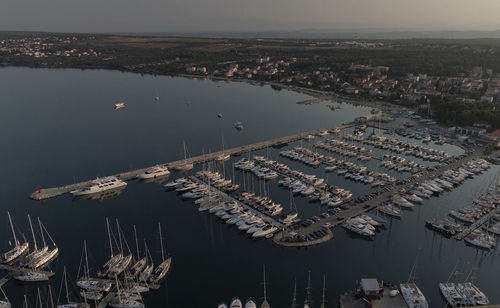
[[0, 67, 498, 307]]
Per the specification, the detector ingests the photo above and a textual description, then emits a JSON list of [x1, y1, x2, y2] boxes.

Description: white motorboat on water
[[71, 176, 127, 196], [137, 165, 170, 180], [114, 102, 125, 109]]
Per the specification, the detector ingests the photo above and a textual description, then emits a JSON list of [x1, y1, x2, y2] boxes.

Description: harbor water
[[0, 67, 498, 307]]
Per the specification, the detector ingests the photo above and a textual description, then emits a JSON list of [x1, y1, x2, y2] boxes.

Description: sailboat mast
[[321, 274, 326, 308], [116, 219, 124, 254], [84, 240, 90, 279], [38, 217, 47, 247], [262, 264, 267, 301], [158, 222, 165, 262], [7, 212, 18, 245], [28, 214, 37, 251], [291, 278, 297, 308], [134, 225, 140, 260], [63, 266, 70, 303], [106, 218, 114, 257]]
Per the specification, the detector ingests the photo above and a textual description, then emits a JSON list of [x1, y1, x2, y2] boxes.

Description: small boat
[[217, 113, 223, 118], [114, 102, 125, 109], [137, 165, 170, 180], [234, 122, 244, 130]]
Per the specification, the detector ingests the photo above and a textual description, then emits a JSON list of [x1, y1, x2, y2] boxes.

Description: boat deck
[[30, 124, 354, 200], [0, 264, 55, 287]]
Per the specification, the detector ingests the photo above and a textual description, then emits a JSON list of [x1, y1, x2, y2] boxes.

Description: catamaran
[[149, 222, 171, 284], [1, 212, 29, 264], [174, 142, 194, 171], [70, 176, 127, 196], [400, 251, 428, 308]]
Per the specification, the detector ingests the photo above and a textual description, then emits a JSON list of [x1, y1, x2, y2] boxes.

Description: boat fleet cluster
[[362, 134, 452, 162], [164, 170, 284, 240], [425, 160, 499, 250], [0, 215, 172, 307]]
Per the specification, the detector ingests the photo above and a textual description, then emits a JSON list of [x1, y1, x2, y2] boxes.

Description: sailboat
[[98, 218, 122, 278], [217, 135, 230, 162], [20, 215, 48, 267], [1, 212, 29, 264], [304, 271, 312, 308], [174, 142, 194, 171], [130, 226, 147, 277], [320, 275, 326, 308], [138, 240, 154, 283], [110, 276, 145, 308], [0, 287, 10, 308], [77, 240, 110, 300], [57, 266, 90, 308], [400, 250, 428, 308], [261, 265, 270, 308], [107, 220, 133, 277], [149, 222, 171, 284], [21, 216, 58, 270]]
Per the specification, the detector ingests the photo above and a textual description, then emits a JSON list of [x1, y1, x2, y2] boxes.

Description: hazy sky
[[2, 0, 500, 33]]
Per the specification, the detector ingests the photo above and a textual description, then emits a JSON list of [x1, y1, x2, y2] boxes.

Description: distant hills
[[124, 29, 500, 40]]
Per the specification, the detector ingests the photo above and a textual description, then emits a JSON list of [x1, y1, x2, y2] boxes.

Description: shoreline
[[0, 63, 395, 112]]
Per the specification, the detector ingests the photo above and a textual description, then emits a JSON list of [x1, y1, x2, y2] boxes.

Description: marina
[[1, 68, 499, 307]]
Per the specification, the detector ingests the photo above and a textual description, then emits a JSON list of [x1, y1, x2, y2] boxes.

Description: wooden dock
[[30, 124, 354, 200]]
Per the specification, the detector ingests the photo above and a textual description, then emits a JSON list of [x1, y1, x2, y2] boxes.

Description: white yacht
[[137, 165, 170, 179], [252, 225, 278, 238], [71, 176, 127, 196]]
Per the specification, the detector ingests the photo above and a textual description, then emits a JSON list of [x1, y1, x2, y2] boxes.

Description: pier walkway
[[30, 124, 353, 200]]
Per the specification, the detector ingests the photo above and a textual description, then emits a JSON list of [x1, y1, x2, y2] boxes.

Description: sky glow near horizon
[[2, 0, 500, 33]]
